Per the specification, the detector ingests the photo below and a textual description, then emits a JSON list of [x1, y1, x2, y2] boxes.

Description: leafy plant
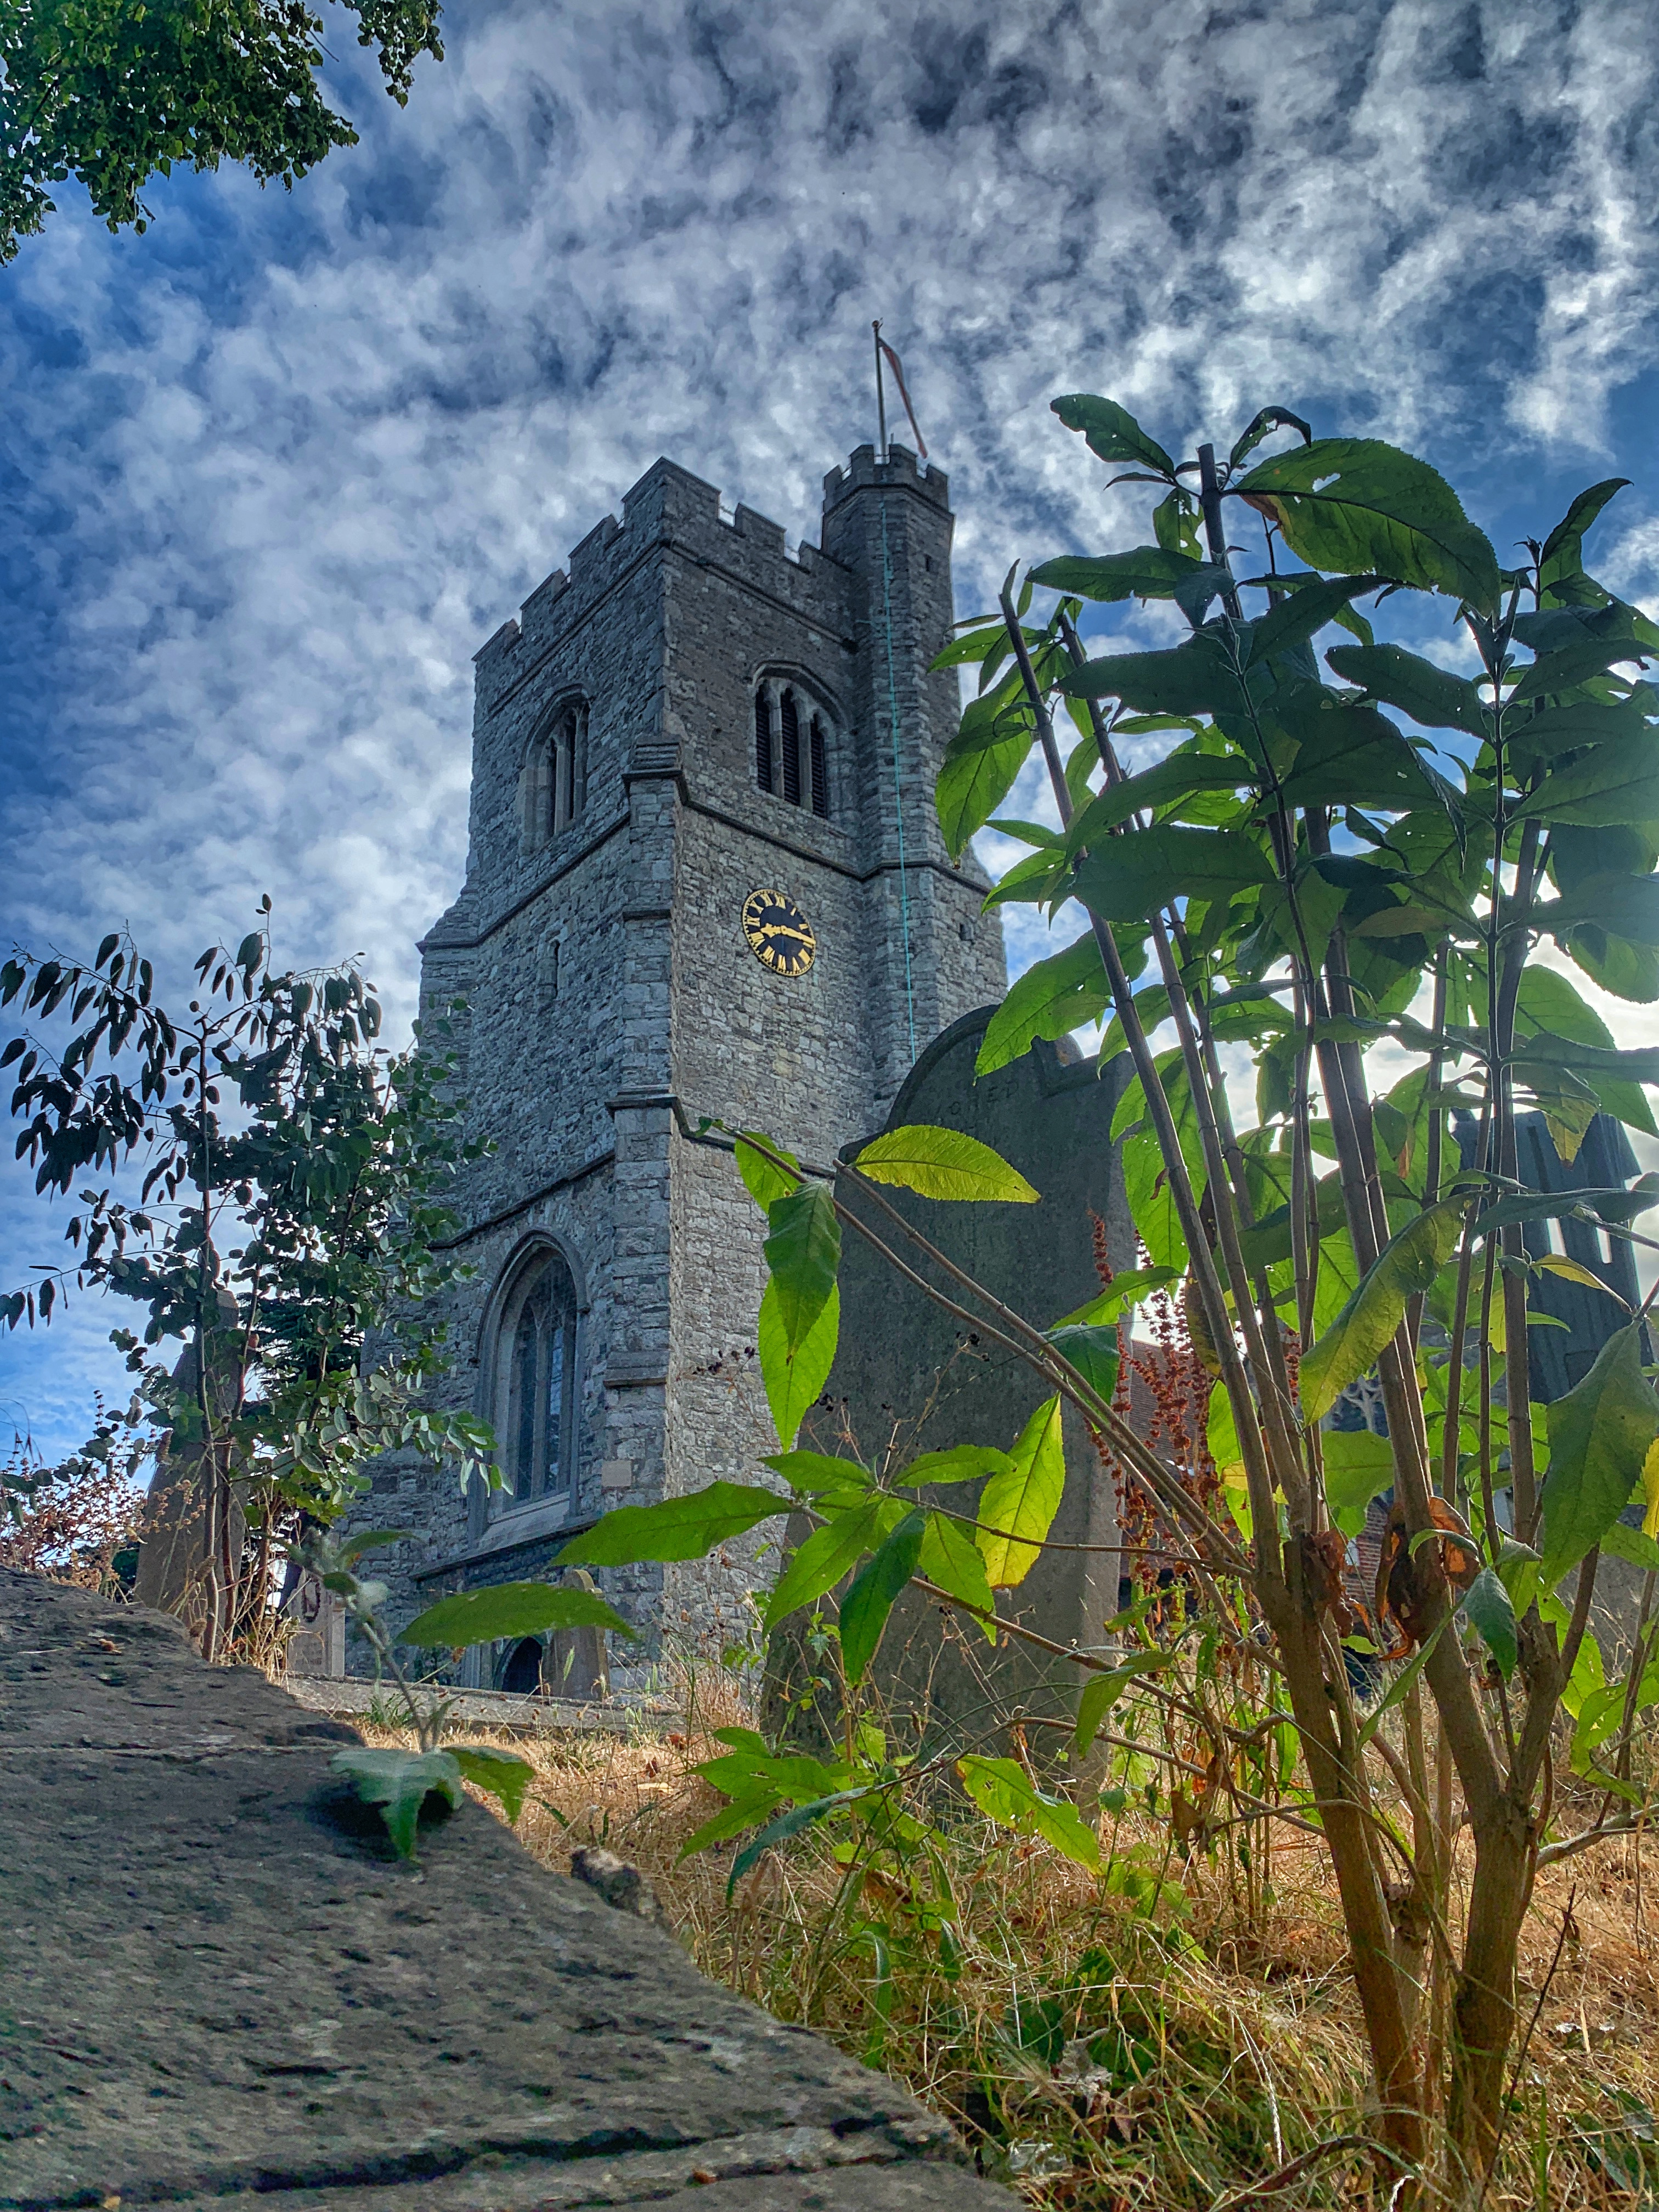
[[304, 1523, 634, 1858], [547, 403, 1659, 2202], [2, 906, 494, 1657], [0, 0, 444, 262]]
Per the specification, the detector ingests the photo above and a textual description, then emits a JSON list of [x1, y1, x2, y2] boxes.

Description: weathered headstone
[[0, 1567, 1010, 2210]]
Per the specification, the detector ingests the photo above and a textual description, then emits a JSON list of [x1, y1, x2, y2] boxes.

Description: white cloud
[[6, 0, 1659, 1449]]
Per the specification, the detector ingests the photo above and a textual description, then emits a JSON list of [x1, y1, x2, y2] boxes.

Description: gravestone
[[780, 1013, 1133, 1739], [0, 1567, 1010, 2210]]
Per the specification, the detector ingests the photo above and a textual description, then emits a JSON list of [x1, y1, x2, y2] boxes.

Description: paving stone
[[0, 1570, 1011, 2210]]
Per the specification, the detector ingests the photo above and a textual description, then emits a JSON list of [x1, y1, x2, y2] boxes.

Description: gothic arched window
[[498, 1249, 579, 1503], [521, 699, 588, 852], [753, 676, 834, 820]]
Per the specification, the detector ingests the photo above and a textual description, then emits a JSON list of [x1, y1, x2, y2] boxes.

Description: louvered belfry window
[[754, 691, 773, 793], [781, 691, 802, 805], [810, 716, 828, 818]]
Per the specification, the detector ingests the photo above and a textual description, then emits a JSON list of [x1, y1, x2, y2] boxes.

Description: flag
[[877, 338, 928, 460]]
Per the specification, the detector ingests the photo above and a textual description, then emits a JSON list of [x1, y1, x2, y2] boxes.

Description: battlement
[[475, 447, 937, 678], [822, 442, 949, 512]]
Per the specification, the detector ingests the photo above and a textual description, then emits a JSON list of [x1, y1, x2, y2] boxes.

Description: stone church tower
[[363, 444, 1005, 1681]]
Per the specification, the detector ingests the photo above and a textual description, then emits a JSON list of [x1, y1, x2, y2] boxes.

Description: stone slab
[[280, 1674, 679, 1739], [0, 1571, 1008, 2211]]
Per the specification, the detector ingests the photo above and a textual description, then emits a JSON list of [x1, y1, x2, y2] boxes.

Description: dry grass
[[354, 1684, 1659, 2210]]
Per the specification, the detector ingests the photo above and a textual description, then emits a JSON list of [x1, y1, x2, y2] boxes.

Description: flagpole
[[872, 319, 888, 462]]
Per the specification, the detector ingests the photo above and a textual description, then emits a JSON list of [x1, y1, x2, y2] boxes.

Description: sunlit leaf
[[854, 1125, 1039, 1203]]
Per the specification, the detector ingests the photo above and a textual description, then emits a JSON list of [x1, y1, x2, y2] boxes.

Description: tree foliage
[[0, 0, 443, 261], [2, 902, 492, 1654]]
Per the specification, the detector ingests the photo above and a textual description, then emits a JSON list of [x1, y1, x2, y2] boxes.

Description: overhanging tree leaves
[[1, 0, 444, 262]]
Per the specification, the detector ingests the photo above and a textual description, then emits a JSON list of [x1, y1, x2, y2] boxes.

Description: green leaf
[[331, 1747, 462, 1862], [736, 1131, 801, 1210], [759, 1278, 840, 1449], [450, 1746, 535, 1824], [975, 934, 1107, 1076], [1028, 548, 1201, 602], [957, 1753, 1102, 1872], [896, 1444, 1014, 1488], [1237, 439, 1500, 606], [1065, 753, 1252, 853], [1601, 1520, 1659, 1574], [1546, 873, 1659, 947], [917, 1509, 997, 1635], [1274, 699, 1444, 811], [1324, 642, 1488, 738], [1045, 1324, 1120, 1405], [1063, 639, 1246, 718], [1515, 735, 1659, 830], [725, 1790, 871, 1897], [399, 1581, 632, 1649], [1074, 1652, 1176, 1756], [763, 1182, 842, 1349], [1541, 1326, 1659, 1587], [1322, 1427, 1396, 1539], [1228, 405, 1313, 472], [1464, 1567, 1517, 1681], [1121, 1128, 1190, 1275], [558, 1481, 787, 1565], [764, 1499, 890, 1632], [1051, 1268, 1178, 1329], [1539, 479, 1629, 601], [1072, 825, 1274, 923], [937, 681, 1034, 859], [764, 1450, 875, 1498], [1050, 393, 1176, 477], [1245, 575, 1381, 665], [978, 1395, 1065, 1587], [837, 1511, 926, 1685], [1300, 1199, 1466, 1420], [853, 1125, 1039, 1203]]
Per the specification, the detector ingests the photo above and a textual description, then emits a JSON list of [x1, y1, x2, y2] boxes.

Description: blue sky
[[6, 0, 1659, 1457]]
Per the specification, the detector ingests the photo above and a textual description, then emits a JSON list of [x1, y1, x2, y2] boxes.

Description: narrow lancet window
[[754, 690, 774, 793], [498, 1250, 580, 1505], [810, 717, 829, 819], [781, 691, 801, 805]]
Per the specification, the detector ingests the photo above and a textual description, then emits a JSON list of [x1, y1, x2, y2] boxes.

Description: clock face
[[741, 888, 817, 978]]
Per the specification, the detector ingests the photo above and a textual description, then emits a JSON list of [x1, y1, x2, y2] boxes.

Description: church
[[354, 441, 1036, 1685]]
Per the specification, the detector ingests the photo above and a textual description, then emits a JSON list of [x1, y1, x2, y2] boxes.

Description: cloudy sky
[[5, 0, 1659, 1456]]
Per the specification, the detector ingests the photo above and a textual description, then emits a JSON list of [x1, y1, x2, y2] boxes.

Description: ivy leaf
[[399, 1581, 633, 1647], [837, 1511, 927, 1685], [1541, 1325, 1659, 1587], [450, 1747, 535, 1825], [853, 1125, 1039, 1203], [763, 1182, 842, 1350], [975, 933, 1108, 1076], [958, 1753, 1102, 1872], [331, 1747, 463, 1862], [1237, 439, 1500, 606], [758, 1278, 839, 1450], [1300, 1199, 1467, 1420], [558, 1481, 787, 1565], [1050, 393, 1176, 477], [1464, 1567, 1518, 1681], [977, 1394, 1065, 1588]]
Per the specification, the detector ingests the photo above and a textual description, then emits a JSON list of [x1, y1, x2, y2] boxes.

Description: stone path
[[0, 1571, 1008, 2210]]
